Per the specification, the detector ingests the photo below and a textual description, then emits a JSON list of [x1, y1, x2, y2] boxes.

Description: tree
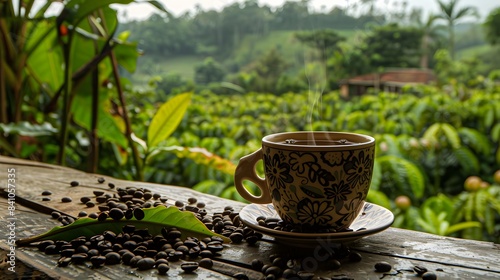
[[240, 48, 290, 93], [361, 23, 423, 69], [436, 0, 478, 59], [483, 8, 500, 46], [194, 57, 226, 85], [411, 10, 446, 68], [295, 29, 346, 62]]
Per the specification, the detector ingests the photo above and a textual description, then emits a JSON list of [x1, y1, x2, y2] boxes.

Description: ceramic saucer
[[239, 202, 394, 247]]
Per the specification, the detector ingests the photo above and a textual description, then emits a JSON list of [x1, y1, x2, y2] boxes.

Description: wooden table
[[0, 155, 498, 279]]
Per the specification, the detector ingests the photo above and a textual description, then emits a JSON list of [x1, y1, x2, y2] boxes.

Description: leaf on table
[[17, 205, 228, 246]]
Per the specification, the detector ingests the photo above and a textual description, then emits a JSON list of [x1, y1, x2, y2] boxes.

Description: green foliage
[[362, 23, 423, 69], [484, 8, 500, 46], [194, 57, 226, 85], [17, 206, 227, 246], [147, 93, 192, 148]]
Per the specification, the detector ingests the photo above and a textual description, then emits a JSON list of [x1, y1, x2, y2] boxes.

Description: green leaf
[[17, 206, 228, 246], [65, 0, 134, 25], [149, 146, 236, 175], [453, 146, 480, 174], [422, 123, 440, 142], [72, 93, 128, 148], [378, 155, 425, 198], [440, 123, 461, 149], [147, 93, 192, 148], [491, 123, 500, 142], [446, 221, 481, 235], [26, 20, 63, 93], [458, 127, 491, 155], [114, 41, 139, 73]]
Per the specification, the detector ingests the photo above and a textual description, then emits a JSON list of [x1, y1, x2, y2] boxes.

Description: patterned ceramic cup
[[235, 131, 376, 230]]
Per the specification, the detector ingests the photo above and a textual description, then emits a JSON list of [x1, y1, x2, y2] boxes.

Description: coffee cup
[[234, 131, 375, 231]]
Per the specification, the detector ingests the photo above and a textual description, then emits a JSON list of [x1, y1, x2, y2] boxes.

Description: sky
[[113, 0, 499, 20]]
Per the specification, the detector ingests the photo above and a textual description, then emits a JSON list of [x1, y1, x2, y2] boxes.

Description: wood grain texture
[[1, 155, 499, 280]]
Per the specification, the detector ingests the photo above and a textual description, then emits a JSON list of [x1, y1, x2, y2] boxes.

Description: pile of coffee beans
[[256, 216, 366, 234], [37, 225, 228, 275]]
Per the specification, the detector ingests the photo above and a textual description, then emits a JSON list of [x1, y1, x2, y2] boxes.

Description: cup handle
[[234, 149, 272, 204]]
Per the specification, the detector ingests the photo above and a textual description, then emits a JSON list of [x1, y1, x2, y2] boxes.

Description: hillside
[[129, 29, 359, 85]]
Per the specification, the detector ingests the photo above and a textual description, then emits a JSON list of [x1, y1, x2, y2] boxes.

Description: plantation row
[[125, 85, 500, 242]]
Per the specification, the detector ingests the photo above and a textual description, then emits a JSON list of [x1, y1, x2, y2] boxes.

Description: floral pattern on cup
[[263, 146, 375, 229]]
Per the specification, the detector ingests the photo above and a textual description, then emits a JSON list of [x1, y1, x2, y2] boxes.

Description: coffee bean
[[129, 255, 143, 267], [283, 269, 297, 279], [98, 212, 108, 221], [70, 181, 79, 187], [175, 201, 184, 208], [143, 192, 153, 200], [136, 257, 155, 270], [71, 253, 87, 264], [133, 208, 145, 220], [199, 250, 214, 259], [87, 249, 100, 257], [199, 258, 213, 268], [90, 256, 106, 267], [42, 197, 51, 201], [44, 244, 59, 255], [375, 262, 392, 272], [155, 258, 169, 266], [167, 251, 183, 262], [348, 252, 362, 262], [187, 197, 197, 204], [265, 266, 282, 277], [246, 235, 259, 245], [251, 259, 264, 270], [330, 259, 342, 270], [105, 252, 121, 265], [157, 263, 170, 275], [58, 257, 72, 267], [80, 196, 91, 203], [122, 224, 135, 234], [42, 190, 52, 196], [37, 240, 54, 251], [233, 272, 249, 280], [107, 182, 115, 189], [196, 202, 206, 208], [297, 271, 315, 280], [422, 272, 437, 280], [109, 208, 124, 220], [96, 196, 107, 203], [61, 197, 72, 203], [61, 248, 75, 257], [181, 262, 199, 273], [152, 193, 161, 200], [229, 232, 244, 243], [94, 190, 105, 196], [75, 211, 87, 218], [98, 205, 109, 212], [50, 211, 61, 219], [88, 213, 98, 219], [124, 209, 134, 220], [97, 177, 105, 183], [86, 201, 95, 208]]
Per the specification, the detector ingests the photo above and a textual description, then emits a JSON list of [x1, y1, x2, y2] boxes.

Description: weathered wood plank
[[1, 155, 499, 280]]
